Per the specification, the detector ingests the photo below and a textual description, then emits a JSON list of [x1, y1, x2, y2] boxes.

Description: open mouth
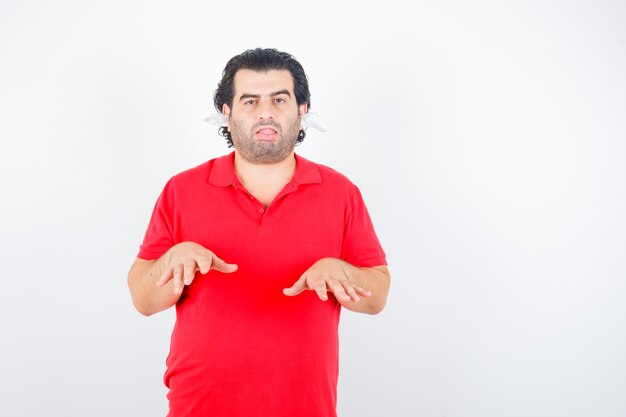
[[255, 127, 278, 141]]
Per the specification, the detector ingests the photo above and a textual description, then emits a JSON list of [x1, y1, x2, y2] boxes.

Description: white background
[[1, 1, 625, 416]]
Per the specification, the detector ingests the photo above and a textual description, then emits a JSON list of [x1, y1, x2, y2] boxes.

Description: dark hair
[[213, 48, 311, 147]]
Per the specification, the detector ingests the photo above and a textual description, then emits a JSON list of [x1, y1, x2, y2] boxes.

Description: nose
[[257, 99, 274, 121]]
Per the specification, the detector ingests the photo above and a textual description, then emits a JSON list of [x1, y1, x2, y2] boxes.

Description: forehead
[[233, 69, 295, 97]]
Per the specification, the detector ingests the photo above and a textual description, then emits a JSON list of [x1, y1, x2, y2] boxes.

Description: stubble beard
[[230, 117, 301, 165]]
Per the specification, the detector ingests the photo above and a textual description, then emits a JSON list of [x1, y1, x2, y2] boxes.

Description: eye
[[244, 99, 256, 105], [274, 98, 285, 104]]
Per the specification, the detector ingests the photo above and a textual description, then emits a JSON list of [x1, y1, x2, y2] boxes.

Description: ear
[[299, 104, 308, 130], [222, 104, 231, 131]]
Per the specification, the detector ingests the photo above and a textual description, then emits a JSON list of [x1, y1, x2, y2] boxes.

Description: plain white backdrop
[[1, 1, 625, 416]]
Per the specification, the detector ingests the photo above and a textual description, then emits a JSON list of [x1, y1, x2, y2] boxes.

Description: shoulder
[[168, 153, 229, 188], [171, 161, 211, 183], [317, 163, 353, 184], [301, 159, 373, 212], [158, 156, 226, 202], [296, 154, 359, 194]]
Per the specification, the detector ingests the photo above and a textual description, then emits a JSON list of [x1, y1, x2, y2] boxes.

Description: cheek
[[230, 117, 251, 131]]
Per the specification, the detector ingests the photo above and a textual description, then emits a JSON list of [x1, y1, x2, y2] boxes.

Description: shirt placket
[[232, 180, 300, 226]]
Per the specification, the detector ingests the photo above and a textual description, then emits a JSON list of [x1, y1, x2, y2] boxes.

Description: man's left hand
[[283, 258, 372, 303]]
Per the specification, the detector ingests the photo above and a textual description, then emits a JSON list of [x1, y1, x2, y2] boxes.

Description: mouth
[[255, 126, 279, 141]]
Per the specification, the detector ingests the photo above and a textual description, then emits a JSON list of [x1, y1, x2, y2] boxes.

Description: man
[[128, 48, 390, 417]]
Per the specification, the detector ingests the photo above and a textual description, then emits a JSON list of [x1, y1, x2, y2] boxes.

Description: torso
[[137, 152, 386, 417]]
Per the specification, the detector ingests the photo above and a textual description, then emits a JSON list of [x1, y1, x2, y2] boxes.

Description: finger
[[341, 281, 361, 302], [313, 280, 328, 301], [173, 264, 184, 294], [354, 286, 372, 297], [183, 261, 196, 285], [327, 279, 351, 302], [283, 275, 307, 296], [210, 254, 238, 274], [156, 267, 173, 287], [196, 256, 213, 274]]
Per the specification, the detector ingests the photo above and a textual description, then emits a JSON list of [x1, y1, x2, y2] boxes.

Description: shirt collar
[[208, 151, 237, 186], [208, 151, 322, 187]]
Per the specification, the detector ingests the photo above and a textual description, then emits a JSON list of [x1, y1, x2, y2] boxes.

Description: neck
[[233, 151, 297, 204]]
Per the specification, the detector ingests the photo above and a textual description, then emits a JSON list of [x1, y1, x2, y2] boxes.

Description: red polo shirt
[[138, 152, 386, 417]]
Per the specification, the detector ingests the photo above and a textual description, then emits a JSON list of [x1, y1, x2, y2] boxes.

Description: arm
[[283, 258, 390, 315], [127, 241, 238, 316]]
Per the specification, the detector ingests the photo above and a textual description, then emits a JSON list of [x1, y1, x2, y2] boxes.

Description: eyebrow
[[238, 89, 292, 101]]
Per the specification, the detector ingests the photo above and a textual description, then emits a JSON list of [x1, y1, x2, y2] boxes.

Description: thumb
[[283, 275, 307, 296], [211, 255, 238, 274]]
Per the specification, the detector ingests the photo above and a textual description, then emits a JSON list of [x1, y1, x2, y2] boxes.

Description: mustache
[[252, 120, 282, 132]]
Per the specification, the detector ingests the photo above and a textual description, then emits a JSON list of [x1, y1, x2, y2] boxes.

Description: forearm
[[340, 262, 390, 315], [127, 256, 181, 316]]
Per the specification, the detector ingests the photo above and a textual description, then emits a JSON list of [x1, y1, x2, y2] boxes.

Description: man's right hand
[[128, 242, 238, 316], [156, 242, 238, 294]]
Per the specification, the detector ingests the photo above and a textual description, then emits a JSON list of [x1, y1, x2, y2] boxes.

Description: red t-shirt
[[138, 152, 386, 417]]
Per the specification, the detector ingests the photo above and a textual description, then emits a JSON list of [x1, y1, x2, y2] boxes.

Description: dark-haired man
[[128, 48, 390, 417]]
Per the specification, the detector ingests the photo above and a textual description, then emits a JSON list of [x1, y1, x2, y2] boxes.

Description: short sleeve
[[137, 179, 177, 260], [340, 186, 387, 267]]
